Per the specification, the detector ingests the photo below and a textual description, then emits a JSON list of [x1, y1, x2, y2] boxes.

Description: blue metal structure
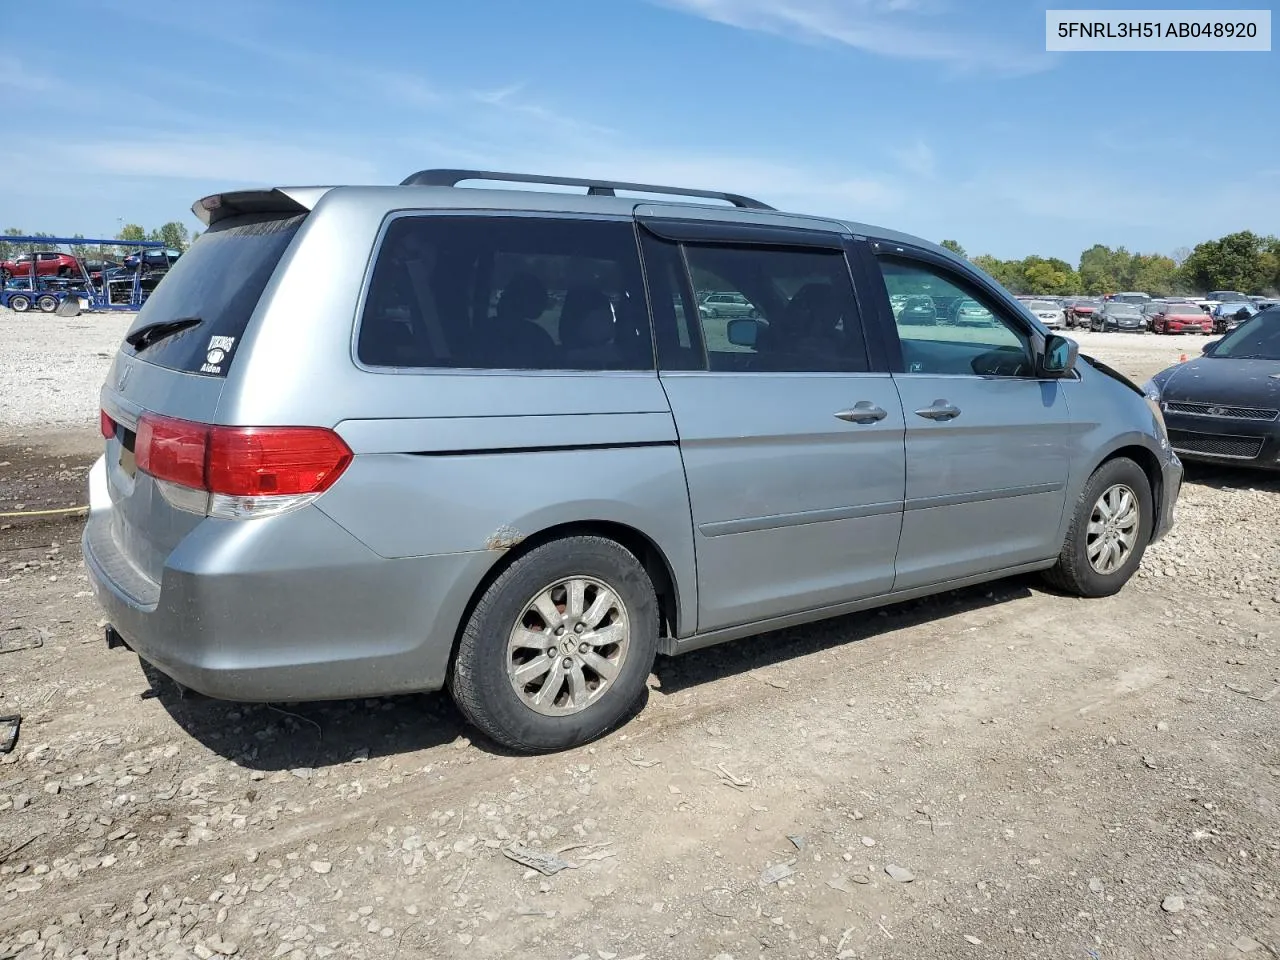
[[1, 235, 168, 313]]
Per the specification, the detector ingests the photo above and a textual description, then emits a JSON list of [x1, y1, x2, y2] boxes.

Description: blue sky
[[0, 0, 1275, 262]]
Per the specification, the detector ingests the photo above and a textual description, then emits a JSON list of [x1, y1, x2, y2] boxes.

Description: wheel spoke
[[533, 659, 567, 707], [566, 663, 589, 708], [565, 579, 587, 620], [512, 655, 554, 686], [1087, 536, 1106, 561], [1117, 527, 1137, 550], [531, 590, 563, 629], [581, 587, 617, 630], [511, 627, 556, 651], [1104, 539, 1120, 571], [1095, 497, 1112, 520], [583, 622, 625, 649], [1087, 520, 1105, 537], [582, 651, 619, 682]]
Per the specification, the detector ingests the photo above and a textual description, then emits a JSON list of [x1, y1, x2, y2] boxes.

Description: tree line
[[0, 222, 200, 264], [941, 231, 1279, 297]]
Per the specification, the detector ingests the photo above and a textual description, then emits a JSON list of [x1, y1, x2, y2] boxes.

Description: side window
[[640, 236, 704, 371], [877, 256, 1034, 378], [358, 216, 653, 371], [681, 245, 870, 373]]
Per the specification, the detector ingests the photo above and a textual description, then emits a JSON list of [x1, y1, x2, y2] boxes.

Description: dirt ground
[[2, 333, 1278, 960]]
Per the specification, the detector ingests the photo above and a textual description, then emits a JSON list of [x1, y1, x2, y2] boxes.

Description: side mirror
[[1201, 339, 1217, 355], [725, 317, 759, 347], [1039, 334, 1078, 376]]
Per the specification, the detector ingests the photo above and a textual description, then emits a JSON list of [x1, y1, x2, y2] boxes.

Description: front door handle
[[835, 401, 888, 424], [914, 399, 961, 421]]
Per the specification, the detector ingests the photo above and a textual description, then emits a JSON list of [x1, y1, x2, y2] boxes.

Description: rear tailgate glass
[[120, 212, 305, 376]]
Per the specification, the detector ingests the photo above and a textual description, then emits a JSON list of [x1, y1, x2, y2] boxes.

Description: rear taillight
[[100, 409, 115, 439], [134, 413, 352, 519]]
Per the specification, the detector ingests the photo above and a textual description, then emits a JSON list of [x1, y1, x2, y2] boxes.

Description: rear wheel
[[1043, 457, 1152, 598], [450, 536, 659, 752], [37, 295, 58, 313], [8, 294, 30, 312]]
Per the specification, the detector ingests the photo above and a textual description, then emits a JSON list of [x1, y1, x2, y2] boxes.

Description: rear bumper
[[82, 457, 493, 701]]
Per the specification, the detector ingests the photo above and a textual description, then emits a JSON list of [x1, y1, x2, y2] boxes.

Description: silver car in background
[[84, 169, 1182, 752]]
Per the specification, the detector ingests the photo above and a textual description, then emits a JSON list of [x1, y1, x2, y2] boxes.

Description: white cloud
[[654, 0, 1054, 74], [5, 135, 379, 186], [892, 140, 936, 179]]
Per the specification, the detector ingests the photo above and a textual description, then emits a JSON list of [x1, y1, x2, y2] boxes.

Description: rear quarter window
[[120, 212, 305, 376], [356, 215, 653, 371]]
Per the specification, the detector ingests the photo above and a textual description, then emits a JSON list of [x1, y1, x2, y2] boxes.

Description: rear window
[[357, 215, 653, 371], [120, 212, 305, 375]]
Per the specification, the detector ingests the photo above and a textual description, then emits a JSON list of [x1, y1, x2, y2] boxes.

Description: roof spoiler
[[192, 187, 332, 226], [399, 168, 775, 210]]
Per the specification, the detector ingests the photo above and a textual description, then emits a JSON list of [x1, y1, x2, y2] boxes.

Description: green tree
[[1179, 231, 1269, 294], [116, 223, 147, 243], [151, 221, 191, 251], [940, 239, 966, 258]]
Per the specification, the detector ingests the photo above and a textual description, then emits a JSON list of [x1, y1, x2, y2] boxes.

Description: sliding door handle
[[835, 401, 888, 424]]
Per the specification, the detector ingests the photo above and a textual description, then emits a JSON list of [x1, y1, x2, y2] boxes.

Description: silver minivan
[[84, 170, 1182, 751]]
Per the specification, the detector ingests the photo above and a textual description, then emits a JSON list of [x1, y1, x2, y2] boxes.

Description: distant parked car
[[83, 259, 123, 282], [896, 294, 936, 324], [951, 298, 994, 325], [0, 251, 81, 280], [1107, 292, 1152, 305], [697, 291, 758, 319], [1025, 299, 1065, 329], [1212, 301, 1257, 334], [1147, 301, 1214, 335], [1207, 290, 1249, 304], [122, 248, 182, 273], [1092, 301, 1146, 332], [1065, 298, 1100, 328], [1145, 308, 1280, 470]]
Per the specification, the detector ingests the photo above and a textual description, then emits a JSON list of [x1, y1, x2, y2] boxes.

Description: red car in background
[[1149, 301, 1213, 335], [1065, 297, 1100, 328], [0, 251, 81, 280]]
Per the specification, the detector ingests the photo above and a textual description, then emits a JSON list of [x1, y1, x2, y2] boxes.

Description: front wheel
[[450, 536, 659, 752], [1043, 457, 1153, 597]]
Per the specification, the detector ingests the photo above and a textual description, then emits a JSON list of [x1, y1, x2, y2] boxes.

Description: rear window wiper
[[125, 316, 203, 352]]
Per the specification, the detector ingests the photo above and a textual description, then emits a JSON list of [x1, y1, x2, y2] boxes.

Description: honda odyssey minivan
[[85, 169, 1182, 751]]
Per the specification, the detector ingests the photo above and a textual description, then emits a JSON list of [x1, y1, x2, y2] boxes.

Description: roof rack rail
[[399, 168, 775, 210]]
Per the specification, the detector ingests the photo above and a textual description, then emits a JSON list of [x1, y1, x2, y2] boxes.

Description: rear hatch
[[99, 209, 307, 594]]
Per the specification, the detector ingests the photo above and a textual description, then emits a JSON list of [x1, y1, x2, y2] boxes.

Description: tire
[[8, 294, 30, 312], [1043, 457, 1153, 598], [450, 536, 659, 752], [37, 295, 58, 313]]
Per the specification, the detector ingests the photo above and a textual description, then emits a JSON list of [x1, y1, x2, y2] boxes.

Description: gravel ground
[[0, 310, 132, 435], [1, 316, 1277, 960]]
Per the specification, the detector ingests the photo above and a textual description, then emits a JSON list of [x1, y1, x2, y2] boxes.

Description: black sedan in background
[[1145, 308, 1280, 470], [1091, 301, 1146, 332]]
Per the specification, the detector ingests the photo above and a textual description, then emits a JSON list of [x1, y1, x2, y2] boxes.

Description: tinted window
[[681, 245, 869, 373], [358, 216, 653, 371], [121, 212, 304, 376], [878, 256, 1033, 377]]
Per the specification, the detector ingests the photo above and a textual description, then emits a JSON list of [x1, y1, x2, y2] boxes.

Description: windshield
[[1027, 300, 1057, 311], [1112, 294, 1148, 304], [1109, 304, 1142, 316], [1211, 310, 1280, 359]]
